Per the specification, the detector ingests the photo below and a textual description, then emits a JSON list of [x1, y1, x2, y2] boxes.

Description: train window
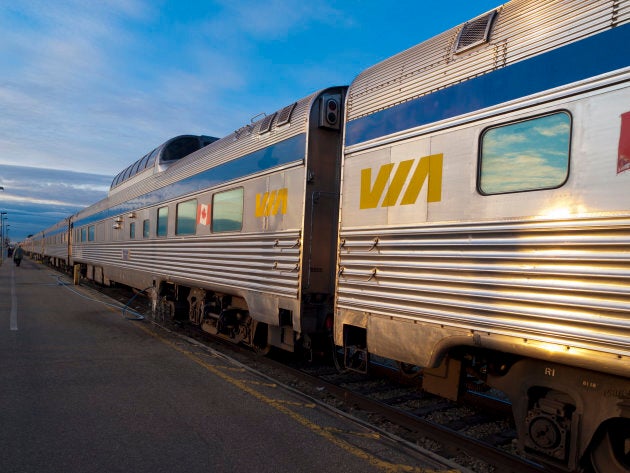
[[130, 222, 136, 239], [80, 228, 87, 242], [176, 199, 197, 235], [130, 160, 143, 177], [122, 165, 134, 180], [162, 137, 200, 162], [142, 219, 150, 238], [157, 206, 168, 237], [88, 226, 95, 241], [138, 153, 151, 170], [479, 112, 571, 195], [145, 148, 159, 169], [212, 188, 243, 233]]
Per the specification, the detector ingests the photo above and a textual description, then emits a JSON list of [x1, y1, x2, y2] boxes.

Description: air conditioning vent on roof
[[454, 10, 498, 53], [276, 102, 297, 126], [258, 113, 277, 134]]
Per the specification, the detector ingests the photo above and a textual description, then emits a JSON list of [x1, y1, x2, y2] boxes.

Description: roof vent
[[258, 112, 277, 134], [276, 102, 297, 126], [454, 10, 498, 53], [234, 125, 252, 140]]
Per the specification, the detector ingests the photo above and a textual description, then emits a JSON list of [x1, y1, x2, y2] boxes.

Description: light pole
[[5, 225, 10, 254], [0, 212, 6, 263], [1, 187, 5, 261]]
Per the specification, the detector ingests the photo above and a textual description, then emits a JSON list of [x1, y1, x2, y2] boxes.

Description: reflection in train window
[[176, 199, 197, 235], [479, 112, 571, 195], [157, 206, 168, 237], [212, 188, 243, 233], [81, 228, 87, 242], [143, 219, 150, 238], [88, 225, 95, 241]]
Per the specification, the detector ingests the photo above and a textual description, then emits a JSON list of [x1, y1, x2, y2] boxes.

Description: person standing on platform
[[13, 245, 23, 267]]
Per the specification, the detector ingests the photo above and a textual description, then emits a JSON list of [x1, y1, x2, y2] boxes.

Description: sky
[[0, 0, 501, 242]]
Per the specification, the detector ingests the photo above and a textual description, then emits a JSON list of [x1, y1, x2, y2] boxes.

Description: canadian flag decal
[[197, 203, 210, 225]]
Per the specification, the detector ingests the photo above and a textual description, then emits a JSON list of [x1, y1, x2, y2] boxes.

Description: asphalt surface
[[0, 257, 462, 473]]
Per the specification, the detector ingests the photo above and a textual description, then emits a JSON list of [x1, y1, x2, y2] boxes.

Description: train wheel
[[398, 362, 421, 378], [155, 298, 175, 322], [589, 419, 630, 473]]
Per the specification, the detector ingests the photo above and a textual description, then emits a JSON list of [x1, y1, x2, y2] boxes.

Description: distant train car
[[335, 1, 630, 471], [27, 218, 70, 267], [69, 88, 346, 353]]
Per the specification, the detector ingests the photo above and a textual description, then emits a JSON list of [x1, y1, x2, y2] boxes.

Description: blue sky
[[0, 0, 500, 242]]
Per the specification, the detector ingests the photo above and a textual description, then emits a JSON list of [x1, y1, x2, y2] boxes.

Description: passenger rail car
[[25, 1, 630, 471], [335, 1, 630, 471], [48, 88, 346, 354], [28, 218, 70, 268]]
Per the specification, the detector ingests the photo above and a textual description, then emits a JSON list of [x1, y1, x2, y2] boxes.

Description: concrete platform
[[0, 258, 463, 473]]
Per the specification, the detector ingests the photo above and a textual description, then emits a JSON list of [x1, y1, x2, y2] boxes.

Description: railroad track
[[79, 277, 569, 473]]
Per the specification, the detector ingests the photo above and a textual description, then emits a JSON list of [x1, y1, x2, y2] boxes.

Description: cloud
[[480, 153, 568, 193], [0, 164, 110, 241]]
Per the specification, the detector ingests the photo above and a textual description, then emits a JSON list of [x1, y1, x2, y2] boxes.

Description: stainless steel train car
[[46, 88, 346, 354], [24, 1, 630, 471], [28, 218, 70, 268], [335, 1, 630, 471]]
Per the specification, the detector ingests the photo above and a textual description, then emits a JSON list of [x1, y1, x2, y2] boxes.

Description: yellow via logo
[[360, 154, 443, 209], [255, 188, 288, 217]]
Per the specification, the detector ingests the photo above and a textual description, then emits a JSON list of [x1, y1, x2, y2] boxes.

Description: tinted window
[[81, 228, 87, 242], [157, 207, 168, 237], [130, 222, 136, 239], [143, 219, 150, 238], [130, 160, 142, 177], [479, 112, 571, 195], [161, 137, 200, 161], [88, 226, 95, 241], [176, 199, 197, 235], [145, 148, 159, 169], [212, 188, 243, 233]]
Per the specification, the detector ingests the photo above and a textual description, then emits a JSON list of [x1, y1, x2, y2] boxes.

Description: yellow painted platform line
[[269, 399, 317, 409], [73, 286, 462, 473], [133, 322, 461, 473]]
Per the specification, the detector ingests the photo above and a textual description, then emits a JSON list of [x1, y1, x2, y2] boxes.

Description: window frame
[[157, 206, 169, 237], [176, 199, 198, 236], [142, 219, 150, 238], [477, 110, 572, 196], [211, 187, 244, 233]]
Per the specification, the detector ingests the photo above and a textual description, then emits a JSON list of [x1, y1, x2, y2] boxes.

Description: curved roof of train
[[346, 0, 629, 124], [73, 88, 327, 221], [109, 134, 219, 193]]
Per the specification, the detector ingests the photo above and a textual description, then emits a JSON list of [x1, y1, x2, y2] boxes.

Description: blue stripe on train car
[[345, 23, 630, 147], [73, 133, 306, 228]]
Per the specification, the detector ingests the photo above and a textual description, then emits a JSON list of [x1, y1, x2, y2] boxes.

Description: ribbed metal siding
[[44, 244, 68, 261], [337, 216, 630, 354], [347, 0, 628, 121], [75, 230, 301, 297]]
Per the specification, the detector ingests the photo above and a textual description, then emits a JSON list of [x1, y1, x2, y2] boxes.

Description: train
[[24, 1, 630, 471]]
